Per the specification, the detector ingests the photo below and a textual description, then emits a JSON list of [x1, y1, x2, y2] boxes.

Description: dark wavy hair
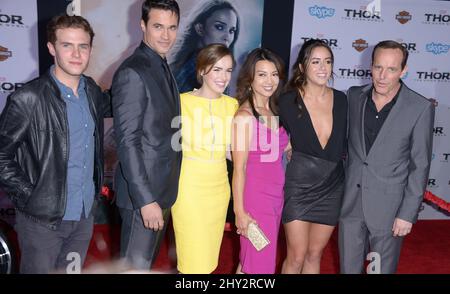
[[287, 39, 334, 106], [236, 48, 285, 118]]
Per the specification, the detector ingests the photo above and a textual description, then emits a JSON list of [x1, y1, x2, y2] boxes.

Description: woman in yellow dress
[[171, 44, 238, 273]]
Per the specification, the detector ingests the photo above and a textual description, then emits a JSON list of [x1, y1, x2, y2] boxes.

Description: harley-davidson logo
[[352, 39, 368, 52], [0, 46, 12, 62], [396, 11, 412, 24]]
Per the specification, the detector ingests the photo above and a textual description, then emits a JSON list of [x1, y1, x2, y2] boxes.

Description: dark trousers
[[119, 207, 170, 271], [15, 211, 94, 274]]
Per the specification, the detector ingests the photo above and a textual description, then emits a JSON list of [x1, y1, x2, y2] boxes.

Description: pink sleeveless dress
[[239, 116, 289, 274]]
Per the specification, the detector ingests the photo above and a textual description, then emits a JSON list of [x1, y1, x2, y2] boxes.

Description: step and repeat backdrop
[[0, 0, 39, 224], [0, 0, 38, 112], [289, 0, 450, 219], [0, 0, 449, 219]]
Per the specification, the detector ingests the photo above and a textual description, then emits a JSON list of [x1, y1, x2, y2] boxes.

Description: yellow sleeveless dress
[[171, 92, 238, 273]]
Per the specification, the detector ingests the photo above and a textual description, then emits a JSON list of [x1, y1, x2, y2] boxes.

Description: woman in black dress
[[278, 39, 347, 274]]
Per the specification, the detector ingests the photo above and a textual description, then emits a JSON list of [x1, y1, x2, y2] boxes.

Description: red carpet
[[84, 220, 450, 274]]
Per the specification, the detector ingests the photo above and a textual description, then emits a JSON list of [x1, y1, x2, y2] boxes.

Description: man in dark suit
[[339, 40, 435, 274], [111, 0, 181, 270]]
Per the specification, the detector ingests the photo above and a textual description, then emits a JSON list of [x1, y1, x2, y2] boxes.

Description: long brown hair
[[287, 39, 334, 106], [236, 48, 285, 118]]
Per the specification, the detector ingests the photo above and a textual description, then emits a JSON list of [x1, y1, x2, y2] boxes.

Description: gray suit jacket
[[111, 42, 182, 210], [340, 83, 434, 230]]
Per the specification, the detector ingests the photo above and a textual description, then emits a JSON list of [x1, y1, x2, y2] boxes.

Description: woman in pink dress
[[232, 48, 290, 274]]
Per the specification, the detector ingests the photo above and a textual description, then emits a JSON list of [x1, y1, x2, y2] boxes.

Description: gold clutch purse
[[247, 222, 270, 251]]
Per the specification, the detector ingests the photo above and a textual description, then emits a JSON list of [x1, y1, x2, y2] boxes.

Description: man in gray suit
[[339, 40, 435, 274], [111, 0, 181, 270]]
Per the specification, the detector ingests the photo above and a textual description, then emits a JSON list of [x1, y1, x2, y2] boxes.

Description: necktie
[[162, 59, 177, 97], [162, 59, 180, 117]]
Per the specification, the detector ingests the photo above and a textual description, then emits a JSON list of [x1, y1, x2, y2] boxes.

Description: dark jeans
[[15, 211, 94, 274], [119, 207, 170, 271]]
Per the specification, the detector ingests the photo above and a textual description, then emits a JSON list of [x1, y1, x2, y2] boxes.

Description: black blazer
[[111, 42, 181, 210]]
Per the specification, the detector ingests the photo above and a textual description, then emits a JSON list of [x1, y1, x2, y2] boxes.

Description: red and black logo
[[0, 46, 12, 62], [352, 39, 368, 52], [396, 11, 412, 24]]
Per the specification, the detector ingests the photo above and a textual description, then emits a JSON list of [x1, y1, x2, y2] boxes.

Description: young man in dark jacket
[[0, 15, 108, 274]]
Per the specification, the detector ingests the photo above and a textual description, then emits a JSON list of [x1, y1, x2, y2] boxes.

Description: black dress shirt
[[364, 84, 402, 154]]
